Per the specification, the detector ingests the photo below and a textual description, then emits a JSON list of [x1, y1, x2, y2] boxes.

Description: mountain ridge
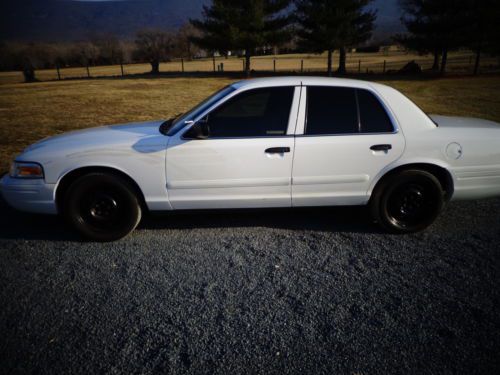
[[0, 0, 402, 42]]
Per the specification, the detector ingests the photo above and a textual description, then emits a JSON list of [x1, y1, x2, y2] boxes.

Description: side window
[[358, 89, 394, 133], [306, 87, 358, 135], [206, 87, 294, 138]]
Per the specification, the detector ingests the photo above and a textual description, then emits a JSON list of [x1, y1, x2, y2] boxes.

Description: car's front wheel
[[63, 173, 142, 241], [370, 169, 445, 233]]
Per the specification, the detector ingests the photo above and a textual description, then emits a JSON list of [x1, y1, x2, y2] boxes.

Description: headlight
[[9, 161, 44, 179]]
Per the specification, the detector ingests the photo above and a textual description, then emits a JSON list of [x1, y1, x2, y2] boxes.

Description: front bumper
[[0, 174, 58, 214]]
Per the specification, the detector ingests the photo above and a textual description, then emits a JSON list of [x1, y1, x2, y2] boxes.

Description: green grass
[[1, 75, 499, 173]]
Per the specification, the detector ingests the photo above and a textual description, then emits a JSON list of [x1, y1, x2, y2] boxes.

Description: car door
[[292, 85, 406, 207], [165, 85, 301, 209]]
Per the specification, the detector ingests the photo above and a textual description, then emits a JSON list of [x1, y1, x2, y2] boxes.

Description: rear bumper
[[0, 174, 57, 214]]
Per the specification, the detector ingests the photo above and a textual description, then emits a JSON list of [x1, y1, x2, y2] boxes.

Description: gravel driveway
[[1, 197, 499, 374]]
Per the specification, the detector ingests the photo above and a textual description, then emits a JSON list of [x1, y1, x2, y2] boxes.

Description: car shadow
[[0, 197, 381, 242]]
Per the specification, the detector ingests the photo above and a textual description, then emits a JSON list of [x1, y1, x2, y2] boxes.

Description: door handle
[[265, 147, 290, 154], [370, 144, 392, 151]]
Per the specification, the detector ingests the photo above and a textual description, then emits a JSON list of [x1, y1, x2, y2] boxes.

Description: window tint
[[306, 87, 358, 135], [358, 89, 394, 133], [206, 87, 294, 138], [167, 85, 235, 136]]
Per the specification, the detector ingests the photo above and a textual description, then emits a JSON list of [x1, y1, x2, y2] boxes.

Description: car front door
[[292, 85, 406, 207], [166, 85, 301, 209]]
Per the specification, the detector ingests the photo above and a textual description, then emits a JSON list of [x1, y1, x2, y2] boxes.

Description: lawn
[[1, 75, 500, 173]]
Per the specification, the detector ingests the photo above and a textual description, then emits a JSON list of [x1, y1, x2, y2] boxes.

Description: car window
[[357, 89, 394, 133], [306, 87, 359, 135], [167, 85, 236, 136], [206, 87, 294, 138]]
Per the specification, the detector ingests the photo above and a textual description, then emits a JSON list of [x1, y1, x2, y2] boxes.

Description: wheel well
[[374, 163, 454, 202], [55, 166, 148, 213]]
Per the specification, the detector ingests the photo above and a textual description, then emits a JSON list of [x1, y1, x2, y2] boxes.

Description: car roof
[[231, 76, 378, 90]]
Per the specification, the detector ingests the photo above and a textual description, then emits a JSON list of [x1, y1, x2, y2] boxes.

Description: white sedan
[[1, 77, 500, 241]]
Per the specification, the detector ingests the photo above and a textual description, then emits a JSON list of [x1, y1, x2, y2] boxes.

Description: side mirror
[[184, 120, 210, 139]]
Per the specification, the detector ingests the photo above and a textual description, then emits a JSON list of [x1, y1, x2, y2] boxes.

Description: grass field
[[1, 51, 497, 85], [1, 75, 500, 173]]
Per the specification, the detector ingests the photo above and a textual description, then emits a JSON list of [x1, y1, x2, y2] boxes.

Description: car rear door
[[166, 85, 302, 209], [292, 85, 405, 207]]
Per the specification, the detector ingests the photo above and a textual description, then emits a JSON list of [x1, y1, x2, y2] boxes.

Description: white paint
[[1, 77, 499, 215]]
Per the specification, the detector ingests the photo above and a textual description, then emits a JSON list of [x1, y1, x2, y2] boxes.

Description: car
[[1, 77, 499, 241]]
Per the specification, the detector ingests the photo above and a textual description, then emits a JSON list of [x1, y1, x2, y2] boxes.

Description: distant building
[[380, 44, 406, 54]]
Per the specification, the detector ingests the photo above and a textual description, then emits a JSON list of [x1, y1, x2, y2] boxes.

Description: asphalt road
[[1, 197, 499, 375]]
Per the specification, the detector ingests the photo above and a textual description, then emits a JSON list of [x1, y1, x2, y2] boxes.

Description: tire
[[62, 172, 142, 241], [370, 169, 445, 233]]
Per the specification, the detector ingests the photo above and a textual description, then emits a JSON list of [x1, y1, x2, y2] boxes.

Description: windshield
[[165, 85, 236, 136]]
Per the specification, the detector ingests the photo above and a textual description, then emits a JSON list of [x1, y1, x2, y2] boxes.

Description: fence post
[[120, 61, 124, 77], [358, 60, 361, 74], [301, 60, 304, 73], [213, 56, 216, 73], [56, 64, 61, 80], [221, 62, 224, 73], [273, 59, 276, 72], [383, 60, 386, 74], [86, 64, 90, 78], [243, 59, 245, 72], [181, 58, 185, 73]]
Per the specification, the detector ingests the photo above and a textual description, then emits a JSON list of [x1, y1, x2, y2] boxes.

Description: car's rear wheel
[[63, 173, 142, 241], [370, 170, 445, 233]]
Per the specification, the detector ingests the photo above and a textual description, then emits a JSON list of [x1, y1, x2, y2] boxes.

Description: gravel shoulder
[[0, 197, 499, 374]]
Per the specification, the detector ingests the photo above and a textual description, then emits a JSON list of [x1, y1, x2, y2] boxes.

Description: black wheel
[[370, 170, 444, 233], [63, 173, 142, 241]]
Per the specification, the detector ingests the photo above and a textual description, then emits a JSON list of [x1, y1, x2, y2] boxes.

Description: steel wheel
[[63, 173, 142, 241], [371, 170, 444, 233]]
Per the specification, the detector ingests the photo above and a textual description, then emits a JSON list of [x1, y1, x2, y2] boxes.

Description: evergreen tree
[[463, 0, 500, 75], [399, 0, 467, 74], [295, 0, 376, 76], [190, 0, 292, 76]]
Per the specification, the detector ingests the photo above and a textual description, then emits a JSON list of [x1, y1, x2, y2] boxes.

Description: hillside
[[0, 0, 402, 42]]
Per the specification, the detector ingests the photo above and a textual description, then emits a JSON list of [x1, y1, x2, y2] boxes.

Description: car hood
[[430, 115, 500, 130], [23, 120, 166, 154]]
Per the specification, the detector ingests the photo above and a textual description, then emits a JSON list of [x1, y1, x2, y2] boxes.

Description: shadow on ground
[[0, 197, 380, 242]]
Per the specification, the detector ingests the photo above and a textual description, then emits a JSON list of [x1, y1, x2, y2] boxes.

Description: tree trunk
[[440, 48, 448, 76], [151, 60, 160, 74], [327, 49, 333, 76], [432, 50, 440, 71], [245, 49, 251, 77], [338, 47, 347, 74], [23, 61, 36, 83], [474, 45, 481, 75]]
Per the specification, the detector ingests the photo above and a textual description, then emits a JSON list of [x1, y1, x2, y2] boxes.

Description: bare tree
[[176, 23, 201, 59], [134, 29, 175, 74], [89, 34, 124, 65]]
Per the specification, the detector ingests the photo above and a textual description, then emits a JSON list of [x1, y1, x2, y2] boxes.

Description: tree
[[462, 0, 500, 75], [176, 23, 202, 59], [134, 29, 175, 74], [89, 34, 125, 65], [399, 0, 467, 75], [295, 0, 376, 76], [190, 0, 292, 76]]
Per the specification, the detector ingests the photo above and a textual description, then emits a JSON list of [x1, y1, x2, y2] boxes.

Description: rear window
[[305, 86, 395, 135], [358, 89, 394, 133], [306, 87, 358, 135]]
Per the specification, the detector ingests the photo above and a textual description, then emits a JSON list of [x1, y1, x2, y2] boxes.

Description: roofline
[[231, 76, 381, 91]]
